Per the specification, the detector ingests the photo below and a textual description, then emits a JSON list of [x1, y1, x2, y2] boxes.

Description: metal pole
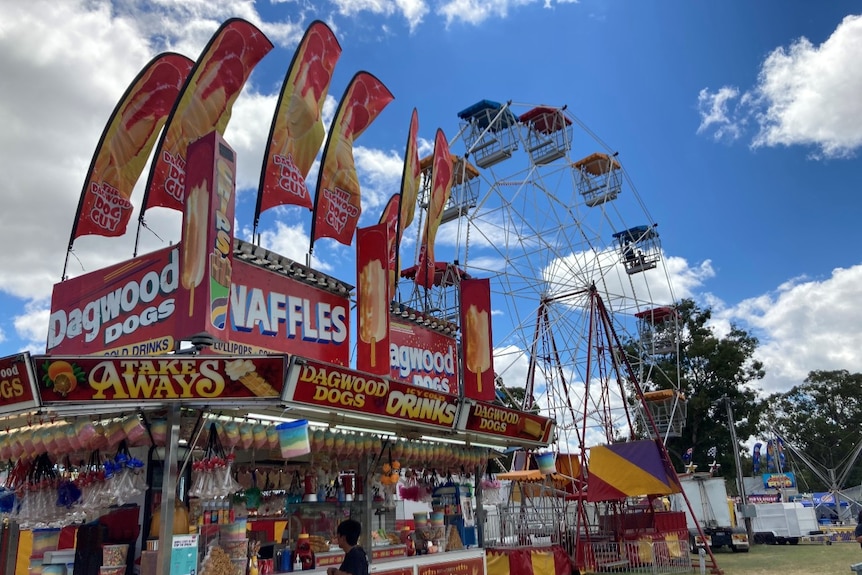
[[724, 397, 752, 540], [157, 404, 182, 575]]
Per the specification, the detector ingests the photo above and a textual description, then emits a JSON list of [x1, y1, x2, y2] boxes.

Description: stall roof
[[573, 152, 621, 175], [518, 106, 572, 135], [400, 262, 471, 286], [634, 306, 676, 323], [612, 225, 658, 243], [418, 153, 480, 184], [457, 99, 518, 131]]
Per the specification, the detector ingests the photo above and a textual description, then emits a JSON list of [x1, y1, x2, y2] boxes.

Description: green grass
[[701, 542, 861, 575]]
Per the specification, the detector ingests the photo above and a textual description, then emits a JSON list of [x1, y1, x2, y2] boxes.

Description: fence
[[581, 539, 692, 574]]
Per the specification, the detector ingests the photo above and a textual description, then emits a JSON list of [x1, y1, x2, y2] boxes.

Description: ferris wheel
[[397, 100, 686, 454]]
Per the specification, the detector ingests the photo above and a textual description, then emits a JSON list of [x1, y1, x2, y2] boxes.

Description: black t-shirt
[[855, 522, 862, 548], [339, 545, 369, 575]]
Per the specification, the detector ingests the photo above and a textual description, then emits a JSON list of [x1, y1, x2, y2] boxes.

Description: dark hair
[[858, 510, 862, 524], [337, 519, 362, 546]]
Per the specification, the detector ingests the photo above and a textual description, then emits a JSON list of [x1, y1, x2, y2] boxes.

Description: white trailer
[[671, 474, 750, 553], [748, 502, 819, 545]]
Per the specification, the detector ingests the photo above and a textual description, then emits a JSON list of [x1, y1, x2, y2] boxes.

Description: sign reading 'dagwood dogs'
[[283, 357, 458, 431]]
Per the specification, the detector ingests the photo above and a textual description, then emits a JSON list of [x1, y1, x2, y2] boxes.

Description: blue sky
[[1, 0, 861, 404]]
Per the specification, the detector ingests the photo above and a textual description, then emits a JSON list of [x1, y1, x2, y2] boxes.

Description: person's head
[[337, 519, 362, 547], [857, 510, 862, 524]]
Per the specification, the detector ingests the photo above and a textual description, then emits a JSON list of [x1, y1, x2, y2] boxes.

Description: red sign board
[[356, 224, 391, 375], [47, 245, 180, 356], [0, 353, 40, 415], [224, 259, 350, 365], [460, 278, 495, 402], [285, 358, 458, 431], [417, 556, 485, 575], [389, 319, 458, 395], [46, 244, 349, 364], [457, 400, 555, 445], [33, 355, 285, 403], [175, 131, 236, 343]]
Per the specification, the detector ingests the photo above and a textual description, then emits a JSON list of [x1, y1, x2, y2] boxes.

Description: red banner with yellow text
[[34, 355, 286, 403], [459, 278, 495, 402], [256, 21, 341, 215], [417, 556, 486, 575], [356, 224, 391, 375], [72, 53, 193, 241], [311, 72, 393, 246], [457, 400, 555, 446], [285, 358, 458, 431], [415, 129, 453, 288], [143, 19, 272, 213], [175, 132, 236, 343], [0, 353, 40, 416]]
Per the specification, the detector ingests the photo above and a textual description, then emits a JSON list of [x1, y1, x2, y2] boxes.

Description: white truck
[[747, 502, 819, 545], [671, 473, 750, 553]]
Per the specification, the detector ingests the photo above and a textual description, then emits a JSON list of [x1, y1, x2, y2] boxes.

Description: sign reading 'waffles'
[[33, 355, 286, 403]]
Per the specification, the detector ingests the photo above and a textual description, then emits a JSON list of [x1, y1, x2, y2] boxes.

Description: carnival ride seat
[[635, 306, 679, 356], [519, 106, 572, 166], [575, 152, 622, 207], [612, 225, 660, 275], [418, 153, 480, 224], [640, 389, 687, 439], [457, 100, 519, 169]]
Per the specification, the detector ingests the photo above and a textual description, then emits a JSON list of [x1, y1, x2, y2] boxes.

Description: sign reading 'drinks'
[[284, 358, 458, 431], [33, 355, 286, 403], [0, 353, 40, 415]]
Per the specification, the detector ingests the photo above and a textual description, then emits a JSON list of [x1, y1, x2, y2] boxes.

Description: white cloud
[[13, 304, 50, 352], [696, 87, 743, 142], [717, 264, 862, 396], [697, 14, 862, 158], [438, 0, 538, 26], [331, 0, 429, 30]]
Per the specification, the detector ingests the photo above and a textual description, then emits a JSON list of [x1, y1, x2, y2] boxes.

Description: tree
[[761, 370, 862, 492], [634, 299, 765, 492]]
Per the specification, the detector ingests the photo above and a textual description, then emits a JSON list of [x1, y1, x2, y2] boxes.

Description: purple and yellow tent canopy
[[587, 439, 681, 501]]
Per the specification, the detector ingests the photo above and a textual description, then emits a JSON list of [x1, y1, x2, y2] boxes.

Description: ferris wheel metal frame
[[395, 99, 686, 448]]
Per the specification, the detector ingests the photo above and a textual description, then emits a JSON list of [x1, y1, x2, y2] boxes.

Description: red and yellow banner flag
[[143, 18, 273, 213], [356, 223, 391, 375], [378, 193, 400, 295], [255, 21, 341, 218], [399, 108, 421, 235], [415, 129, 453, 288], [460, 278, 495, 401], [310, 71, 394, 247], [70, 53, 193, 242]]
